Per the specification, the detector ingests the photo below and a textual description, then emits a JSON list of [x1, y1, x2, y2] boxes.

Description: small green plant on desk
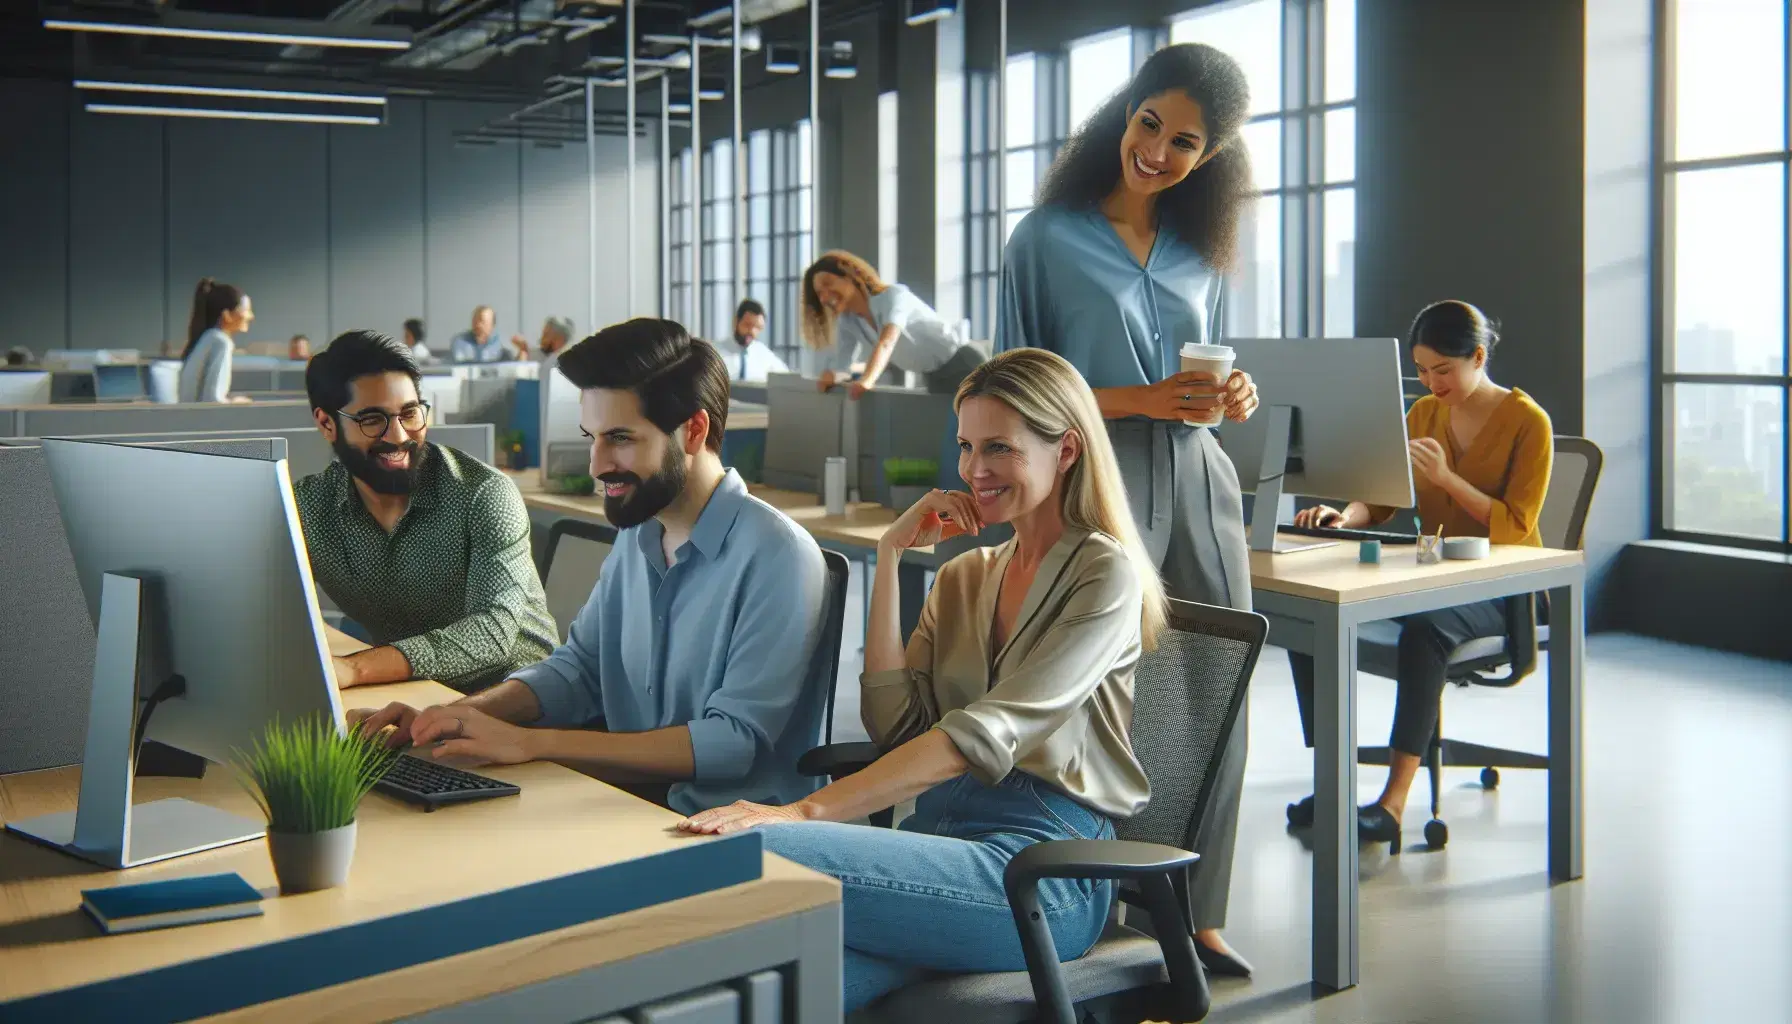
[[233, 715, 394, 895], [496, 429, 528, 470], [883, 458, 940, 511], [545, 473, 596, 496]]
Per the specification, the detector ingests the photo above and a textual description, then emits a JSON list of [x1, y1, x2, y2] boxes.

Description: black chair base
[[1355, 720, 1548, 852]]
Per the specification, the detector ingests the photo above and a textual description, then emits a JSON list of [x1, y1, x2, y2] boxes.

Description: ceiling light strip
[[84, 104, 383, 126], [74, 80, 387, 106], [45, 19, 411, 51]]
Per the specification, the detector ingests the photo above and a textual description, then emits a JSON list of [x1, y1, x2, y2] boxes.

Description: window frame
[[1652, 0, 1792, 552]]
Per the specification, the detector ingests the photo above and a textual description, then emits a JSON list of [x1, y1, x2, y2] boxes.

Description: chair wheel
[[1424, 819, 1449, 850], [1480, 767, 1500, 789]]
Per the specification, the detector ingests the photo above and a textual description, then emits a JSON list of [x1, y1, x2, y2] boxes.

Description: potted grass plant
[[883, 457, 939, 512], [234, 715, 394, 895]]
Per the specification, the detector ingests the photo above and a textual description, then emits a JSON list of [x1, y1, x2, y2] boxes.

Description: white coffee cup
[[1178, 343, 1236, 427]]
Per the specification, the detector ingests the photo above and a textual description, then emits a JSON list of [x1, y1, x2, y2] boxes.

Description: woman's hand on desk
[[411, 706, 536, 766], [882, 489, 982, 551], [847, 378, 876, 400], [817, 370, 839, 392], [677, 799, 813, 835]]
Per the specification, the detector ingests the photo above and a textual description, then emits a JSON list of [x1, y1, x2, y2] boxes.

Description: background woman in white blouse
[[680, 348, 1166, 1012]]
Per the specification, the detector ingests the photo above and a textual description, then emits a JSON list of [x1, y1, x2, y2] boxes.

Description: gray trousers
[[1108, 419, 1251, 931], [921, 346, 988, 394]]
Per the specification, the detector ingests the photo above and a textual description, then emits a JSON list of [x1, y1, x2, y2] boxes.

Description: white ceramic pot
[[267, 821, 357, 895]]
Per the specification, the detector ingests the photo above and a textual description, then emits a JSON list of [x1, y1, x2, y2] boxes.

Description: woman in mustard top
[[1285, 300, 1553, 846]]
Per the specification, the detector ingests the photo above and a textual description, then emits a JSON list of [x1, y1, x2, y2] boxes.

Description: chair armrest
[[1002, 840, 1209, 1024], [1479, 593, 1539, 686], [795, 741, 883, 778]]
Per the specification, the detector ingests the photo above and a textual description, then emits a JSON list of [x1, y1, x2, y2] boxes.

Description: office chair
[[802, 599, 1268, 1024], [539, 518, 619, 643], [1351, 435, 1603, 851], [146, 361, 181, 404]]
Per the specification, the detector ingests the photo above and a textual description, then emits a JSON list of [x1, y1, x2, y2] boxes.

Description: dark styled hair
[[1037, 43, 1254, 274], [184, 277, 246, 357], [403, 318, 426, 344], [735, 298, 765, 322], [305, 330, 422, 415], [555, 318, 730, 453], [1409, 300, 1501, 360]]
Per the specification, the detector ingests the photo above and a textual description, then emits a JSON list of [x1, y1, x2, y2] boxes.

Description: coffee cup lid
[[1180, 343, 1235, 358]]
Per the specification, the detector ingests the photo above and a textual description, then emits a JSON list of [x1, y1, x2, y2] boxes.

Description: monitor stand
[[1246, 405, 1338, 554], [4, 572, 264, 869]]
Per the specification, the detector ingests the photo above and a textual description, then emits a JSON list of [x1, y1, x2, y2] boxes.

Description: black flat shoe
[[1286, 794, 1314, 827], [1195, 939, 1253, 979], [1358, 803, 1402, 855]]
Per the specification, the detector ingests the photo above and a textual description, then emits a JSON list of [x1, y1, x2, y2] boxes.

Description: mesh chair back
[[1117, 599, 1269, 851], [540, 518, 617, 644], [813, 550, 852, 745], [1538, 436, 1603, 550]]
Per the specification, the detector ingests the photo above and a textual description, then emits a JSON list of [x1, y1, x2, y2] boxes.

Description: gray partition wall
[[15, 401, 316, 438]]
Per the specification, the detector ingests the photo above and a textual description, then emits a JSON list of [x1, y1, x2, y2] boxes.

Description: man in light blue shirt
[[448, 305, 527, 363], [353, 318, 831, 814]]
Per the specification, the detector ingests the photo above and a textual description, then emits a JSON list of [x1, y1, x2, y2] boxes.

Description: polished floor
[[826, 567, 1792, 1022]]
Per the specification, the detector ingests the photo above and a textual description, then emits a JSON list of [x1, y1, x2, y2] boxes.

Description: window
[[965, 53, 1062, 339], [1658, 0, 1790, 549], [1067, 29, 1134, 130], [701, 139, 735, 341], [1171, 0, 1357, 340], [668, 148, 695, 328], [879, 91, 899, 281]]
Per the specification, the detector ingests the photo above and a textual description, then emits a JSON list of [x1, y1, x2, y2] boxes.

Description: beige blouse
[[861, 529, 1151, 819]]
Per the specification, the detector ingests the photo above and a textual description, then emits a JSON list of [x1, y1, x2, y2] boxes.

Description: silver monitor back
[[41, 437, 341, 763], [1217, 338, 1415, 549]]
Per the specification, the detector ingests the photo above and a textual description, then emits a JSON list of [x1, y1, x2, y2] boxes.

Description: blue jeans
[[761, 771, 1117, 1012]]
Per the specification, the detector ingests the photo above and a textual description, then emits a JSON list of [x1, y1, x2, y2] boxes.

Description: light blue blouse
[[831, 283, 966, 375], [996, 205, 1225, 389]]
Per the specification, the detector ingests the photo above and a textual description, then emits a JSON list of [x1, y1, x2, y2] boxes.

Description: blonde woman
[[680, 348, 1165, 1011], [800, 249, 985, 397]]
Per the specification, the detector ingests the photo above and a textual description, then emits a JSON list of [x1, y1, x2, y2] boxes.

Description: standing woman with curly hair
[[800, 249, 985, 397], [997, 42, 1262, 977]]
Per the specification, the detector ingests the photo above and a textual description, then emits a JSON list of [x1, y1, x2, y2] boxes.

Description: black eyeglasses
[[336, 402, 430, 439]]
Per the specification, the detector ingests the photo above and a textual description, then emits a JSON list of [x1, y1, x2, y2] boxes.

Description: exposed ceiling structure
[[3, 0, 889, 141]]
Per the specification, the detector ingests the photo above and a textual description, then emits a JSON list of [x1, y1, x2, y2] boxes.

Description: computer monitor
[[1216, 337, 1416, 553], [92, 363, 146, 402], [763, 372, 859, 495], [0, 369, 51, 406], [4, 438, 342, 869]]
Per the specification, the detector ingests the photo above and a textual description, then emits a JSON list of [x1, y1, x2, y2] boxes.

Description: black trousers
[[1289, 600, 1507, 758]]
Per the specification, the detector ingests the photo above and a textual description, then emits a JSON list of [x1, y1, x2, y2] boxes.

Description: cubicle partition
[[0, 424, 495, 480], [6, 400, 316, 439], [761, 374, 956, 505]]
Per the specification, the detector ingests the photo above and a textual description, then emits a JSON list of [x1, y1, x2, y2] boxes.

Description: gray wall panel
[[165, 117, 330, 347], [329, 98, 427, 341], [0, 82, 70, 353], [425, 101, 523, 347], [521, 134, 590, 339], [68, 107, 166, 353]]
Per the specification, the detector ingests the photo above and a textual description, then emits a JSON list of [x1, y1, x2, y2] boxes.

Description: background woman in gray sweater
[[178, 277, 254, 403]]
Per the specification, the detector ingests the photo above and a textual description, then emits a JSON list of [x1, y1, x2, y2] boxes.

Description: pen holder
[[1357, 540, 1381, 565], [1416, 535, 1443, 565]]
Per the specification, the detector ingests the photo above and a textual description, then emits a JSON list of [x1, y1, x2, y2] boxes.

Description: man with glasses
[[296, 330, 556, 694]]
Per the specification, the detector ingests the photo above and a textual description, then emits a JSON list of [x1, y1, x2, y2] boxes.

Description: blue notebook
[[82, 872, 264, 934]]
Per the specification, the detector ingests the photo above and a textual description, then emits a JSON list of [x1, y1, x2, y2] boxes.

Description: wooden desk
[[1, 648, 841, 1023], [1252, 543, 1585, 991]]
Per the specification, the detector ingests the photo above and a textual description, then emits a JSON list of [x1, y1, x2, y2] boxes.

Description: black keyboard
[[373, 754, 520, 812], [1277, 524, 1421, 545]]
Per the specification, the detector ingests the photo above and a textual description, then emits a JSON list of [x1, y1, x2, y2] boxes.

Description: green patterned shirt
[[293, 443, 556, 693]]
